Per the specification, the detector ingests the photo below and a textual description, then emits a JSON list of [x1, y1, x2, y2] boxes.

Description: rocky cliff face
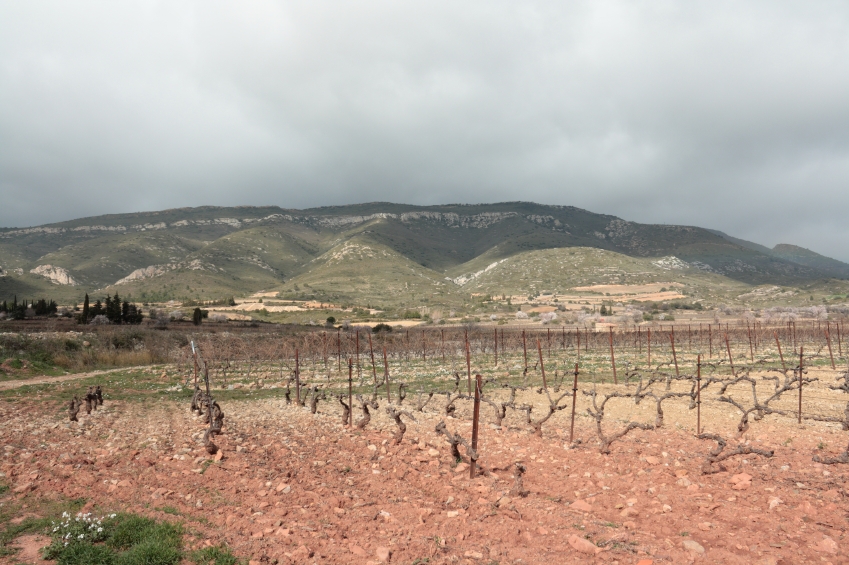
[[29, 265, 78, 285]]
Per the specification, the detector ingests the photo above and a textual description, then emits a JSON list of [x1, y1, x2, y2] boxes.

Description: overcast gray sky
[[2, 1, 848, 260]]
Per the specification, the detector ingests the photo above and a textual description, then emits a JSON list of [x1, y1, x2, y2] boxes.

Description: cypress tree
[[192, 307, 203, 326], [81, 294, 90, 324]]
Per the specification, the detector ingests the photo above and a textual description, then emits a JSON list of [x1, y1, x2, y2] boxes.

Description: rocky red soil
[[1, 391, 847, 565]]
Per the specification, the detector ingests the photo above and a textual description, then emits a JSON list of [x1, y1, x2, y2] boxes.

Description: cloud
[[2, 1, 848, 260]]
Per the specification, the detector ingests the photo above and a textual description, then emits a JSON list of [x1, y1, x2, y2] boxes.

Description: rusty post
[[670, 331, 679, 377], [790, 321, 799, 353], [348, 358, 353, 427], [608, 326, 617, 384], [725, 333, 735, 377], [470, 374, 482, 479], [368, 332, 378, 386], [537, 339, 548, 390], [423, 331, 426, 363], [465, 336, 472, 395], [382, 346, 391, 402], [798, 347, 804, 424], [774, 331, 786, 372], [708, 324, 712, 358], [576, 329, 581, 362], [547, 327, 551, 358], [522, 330, 528, 373], [696, 354, 701, 435], [826, 327, 835, 369], [295, 348, 301, 406], [569, 363, 579, 443]]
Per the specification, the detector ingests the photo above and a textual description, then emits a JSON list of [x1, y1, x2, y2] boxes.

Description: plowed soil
[[1, 381, 848, 565]]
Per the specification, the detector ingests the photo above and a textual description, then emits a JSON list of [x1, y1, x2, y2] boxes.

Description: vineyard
[[183, 321, 849, 457], [1, 321, 848, 564]]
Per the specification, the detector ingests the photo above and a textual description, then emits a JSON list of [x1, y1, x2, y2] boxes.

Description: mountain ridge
[[2, 202, 848, 309]]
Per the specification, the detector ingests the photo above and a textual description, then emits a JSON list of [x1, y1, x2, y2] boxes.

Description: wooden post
[[348, 358, 353, 427], [798, 346, 804, 424], [774, 331, 786, 372], [470, 374, 482, 479], [547, 327, 551, 358], [500, 329, 504, 358], [696, 354, 701, 435], [522, 330, 528, 373], [494, 327, 498, 367], [569, 363, 579, 443], [203, 364, 213, 426], [337, 327, 341, 372], [747, 323, 754, 362], [295, 348, 301, 406], [191, 341, 199, 389], [382, 346, 391, 402], [608, 327, 617, 384], [465, 337, 472, 395], [356, 331, 361, 382], [826, 328, 836, 369], [423, 331, 426, 363], [441, 329, 445, 362], [537, 339, 548, 390], [670, 331, 679, 377], [837, 322, 843, 357], [725, 333, 735, 377], [368, 332, 378, 386], [647, 327, 651, 368]]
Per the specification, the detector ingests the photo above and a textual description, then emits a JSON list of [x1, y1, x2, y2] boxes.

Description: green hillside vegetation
[[450, 247, 750, 300], [276, 236, 456, 309]]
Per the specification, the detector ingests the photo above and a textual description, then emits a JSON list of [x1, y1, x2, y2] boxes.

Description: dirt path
[[0, 365, 162, 390]]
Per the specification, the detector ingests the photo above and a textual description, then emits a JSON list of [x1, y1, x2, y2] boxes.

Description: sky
[[2, 1, 849, 261]]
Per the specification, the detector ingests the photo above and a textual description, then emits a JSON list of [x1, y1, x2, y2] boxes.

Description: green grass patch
[[39, 512, 184, 565], [190, 544, 243, 565]]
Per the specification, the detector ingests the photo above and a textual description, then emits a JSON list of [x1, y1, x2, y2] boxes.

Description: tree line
[[79, 293, 143, 325], [0, 296, 59, 320]]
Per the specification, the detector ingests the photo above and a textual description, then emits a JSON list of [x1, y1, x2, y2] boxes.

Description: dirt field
[[1, 367, 848, 565]]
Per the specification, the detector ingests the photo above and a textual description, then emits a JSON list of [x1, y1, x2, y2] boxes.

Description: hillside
[[2, 202, 848, 312], [770, 244, 849, 279]]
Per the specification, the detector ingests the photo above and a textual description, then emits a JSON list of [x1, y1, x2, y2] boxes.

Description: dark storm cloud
[[2, 1, 849, 260]]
